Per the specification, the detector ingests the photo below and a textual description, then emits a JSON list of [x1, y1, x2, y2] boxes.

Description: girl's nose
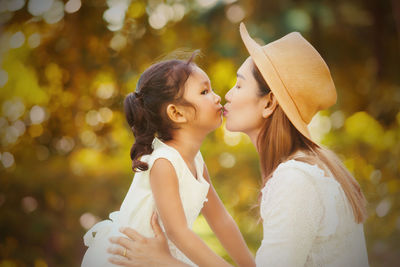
[[214, 92, 221, 103]]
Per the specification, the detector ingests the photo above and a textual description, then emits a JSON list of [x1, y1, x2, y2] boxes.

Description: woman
[[106, 23, 369, 266]]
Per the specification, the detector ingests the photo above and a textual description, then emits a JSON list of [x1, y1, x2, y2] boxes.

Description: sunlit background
[[0, 0, 399, 266]]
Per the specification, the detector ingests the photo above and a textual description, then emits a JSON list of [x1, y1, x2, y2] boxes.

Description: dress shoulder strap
[[195, 150, 205, 167], [146, 138, 184, 178]]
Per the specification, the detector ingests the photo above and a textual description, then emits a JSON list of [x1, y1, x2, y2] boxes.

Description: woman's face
[[224, 57, 266, 136]]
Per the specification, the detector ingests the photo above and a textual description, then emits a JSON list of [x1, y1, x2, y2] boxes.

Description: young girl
[[81, 53, 255, 267]]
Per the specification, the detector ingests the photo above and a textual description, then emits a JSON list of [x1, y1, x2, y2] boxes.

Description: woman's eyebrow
[[237, 73, 246, 80]]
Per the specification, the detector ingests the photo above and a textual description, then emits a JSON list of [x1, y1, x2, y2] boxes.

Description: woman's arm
[[149, 158, 232, 267], [201, 164, 255, 267]]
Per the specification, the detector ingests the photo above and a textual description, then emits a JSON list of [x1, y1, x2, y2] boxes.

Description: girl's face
[[183, 66, 223, 132], [224, 57, 266, 136]]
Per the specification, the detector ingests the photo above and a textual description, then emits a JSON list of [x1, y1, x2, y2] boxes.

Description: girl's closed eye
[[201, 88, 209, 95]]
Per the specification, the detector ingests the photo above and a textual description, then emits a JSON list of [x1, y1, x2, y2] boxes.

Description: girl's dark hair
[[124, 52, 198, 172]]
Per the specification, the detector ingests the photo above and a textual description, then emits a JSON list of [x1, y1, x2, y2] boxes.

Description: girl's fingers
[[150, 212, 164, 238], [119, 227, 146, 243]]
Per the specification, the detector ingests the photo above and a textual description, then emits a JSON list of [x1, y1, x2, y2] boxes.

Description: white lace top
[[255, 159, 369, 267], [81, 137, 210, 267]]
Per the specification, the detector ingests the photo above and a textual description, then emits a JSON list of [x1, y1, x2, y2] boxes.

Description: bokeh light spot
[[219, 152, 236, 168], [0, 69, 8, 87], [376, 199, 391, 217], [21, 196, 38, 213], [96, 83, 115, 99], [28, 0, 54, 16], [1, 151, 14, 168], [28, 33, 41, 48], [80, 212, 99, 230], [30, 105, 46, 124], [6, 0, 25, 12], [226, 4, 245, 23], [64, 0, 81, 14], [9, 31, 25, 48], [223, 128, 241, 146], [43, 0, 64, 24]]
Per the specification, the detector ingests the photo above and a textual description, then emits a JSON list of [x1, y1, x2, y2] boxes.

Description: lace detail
[[263, 160, 342, 236]]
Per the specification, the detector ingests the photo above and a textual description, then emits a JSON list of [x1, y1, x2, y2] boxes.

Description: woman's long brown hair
[[253, 62, 367, 224]]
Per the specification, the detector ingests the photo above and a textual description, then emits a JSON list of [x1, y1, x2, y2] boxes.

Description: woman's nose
[[225, 88, 232, 102]]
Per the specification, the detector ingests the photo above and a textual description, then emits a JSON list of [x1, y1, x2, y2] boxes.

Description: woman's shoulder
[[267, 159, 324, 186], [259, 160, 326, 223], [274, 159, 328, 179], [263, 159, 344, 236], [262, 159, 340, 204]]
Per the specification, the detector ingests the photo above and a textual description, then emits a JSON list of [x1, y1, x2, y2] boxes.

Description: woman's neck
[[246, 128, 261, 153]]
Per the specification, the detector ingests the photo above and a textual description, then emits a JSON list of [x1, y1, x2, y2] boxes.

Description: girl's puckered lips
[[223, 105, 229, 116]]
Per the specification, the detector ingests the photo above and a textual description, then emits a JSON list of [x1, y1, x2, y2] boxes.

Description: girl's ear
[[262, 93, 278, 118], [166, 104, 187, 123]]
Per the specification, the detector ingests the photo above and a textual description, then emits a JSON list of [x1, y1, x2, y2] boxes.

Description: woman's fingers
[[108, 256, 134, 267], [109, 236, 137, 250], [119, 227, 145, 243], [150, 212, 164, 238], [107, 246, 126, 257]]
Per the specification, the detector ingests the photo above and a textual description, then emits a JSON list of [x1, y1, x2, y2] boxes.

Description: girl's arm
[[201, 164, 256, 267], [150, 158, 232, 267]]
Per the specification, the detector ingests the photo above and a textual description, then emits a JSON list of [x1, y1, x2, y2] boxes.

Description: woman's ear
[[262, 93, 278, 118], [166, 104, 187, 123]]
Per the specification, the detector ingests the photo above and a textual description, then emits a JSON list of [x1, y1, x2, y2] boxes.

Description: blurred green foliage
[[0, 0, 399, 266]]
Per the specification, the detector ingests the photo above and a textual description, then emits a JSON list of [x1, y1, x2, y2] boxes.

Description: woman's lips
[[223, 106, 228, 116]]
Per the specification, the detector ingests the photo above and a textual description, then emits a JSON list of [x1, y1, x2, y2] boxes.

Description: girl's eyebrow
[[197, 80, 210, 91], [202, 80, 211, 86], [237, 73, 246, 80]]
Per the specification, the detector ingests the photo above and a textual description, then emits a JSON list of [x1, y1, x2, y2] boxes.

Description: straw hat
[[239, 22, 337, 144]]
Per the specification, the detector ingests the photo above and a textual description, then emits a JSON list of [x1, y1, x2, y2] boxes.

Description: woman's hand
[[107, 213, 187, 267]]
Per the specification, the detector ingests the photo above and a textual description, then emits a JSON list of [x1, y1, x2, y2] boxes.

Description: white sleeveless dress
[[81, 137, 210, 267], [255, 159, 369, 267]]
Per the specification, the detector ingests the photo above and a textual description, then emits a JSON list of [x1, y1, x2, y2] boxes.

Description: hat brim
[[239, 22, 316, 145]]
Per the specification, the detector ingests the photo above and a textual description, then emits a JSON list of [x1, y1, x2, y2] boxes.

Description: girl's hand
[[107, 213, 184, 267]]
